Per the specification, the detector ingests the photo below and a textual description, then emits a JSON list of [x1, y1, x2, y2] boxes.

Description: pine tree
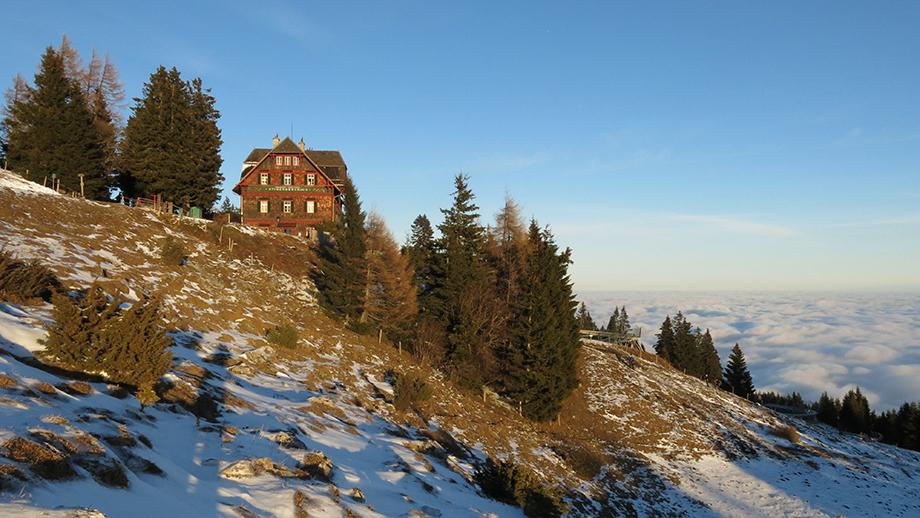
[[655, 315, 675, 361], [607, 307, 619, 334], [722, 343, 755, 398], [120, 66, 223, 206], [363, 211, 417, 339], [3, 47, 108, 199], [59, 36, 125, 184], [618, 305, 630, 335], [431, 173, 496, 386], [404, 214, 437, 311], [697, 329, 722, 384], [839, 387, 871, 434], [575, 302, 596, 331], [504, 222, 580, 422], [315, 177, 367, 328], [818, 392, 840, 428]]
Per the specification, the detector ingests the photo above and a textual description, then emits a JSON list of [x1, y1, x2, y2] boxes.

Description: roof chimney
[[273, 135, 280, 148], [299, 138, 305, 151]]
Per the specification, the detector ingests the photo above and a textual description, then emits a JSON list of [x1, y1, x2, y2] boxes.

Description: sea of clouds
[[579, 291, 920, 412]]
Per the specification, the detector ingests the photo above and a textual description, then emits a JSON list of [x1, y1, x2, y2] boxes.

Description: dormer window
[[275, 156, 283, 166], [284, 156, 291, 166], [293, 156, 300, 167]]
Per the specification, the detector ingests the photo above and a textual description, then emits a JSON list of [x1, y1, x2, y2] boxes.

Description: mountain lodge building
[[233, 136, 346, 238]]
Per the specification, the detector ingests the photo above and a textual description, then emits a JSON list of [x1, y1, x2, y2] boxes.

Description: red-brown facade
[[233, 136, 346, 238]]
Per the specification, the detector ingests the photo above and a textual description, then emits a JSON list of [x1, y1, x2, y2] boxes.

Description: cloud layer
[[580, 291, 920, 411]]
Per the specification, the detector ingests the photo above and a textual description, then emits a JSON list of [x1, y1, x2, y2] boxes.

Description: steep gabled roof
[[238, 138, 348, 187], [233, 136, 348, 195]]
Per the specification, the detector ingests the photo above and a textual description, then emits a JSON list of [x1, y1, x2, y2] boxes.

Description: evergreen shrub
[[475, 458, 567, 518], [266, 324, 300, 349], [41, 286, 173, 396], [0, 249, 64, 304], [159, 236, 186, 266], [392, 372, 433, 411]]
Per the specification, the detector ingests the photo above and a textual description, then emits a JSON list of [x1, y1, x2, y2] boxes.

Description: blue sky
[[2, 1, 918, 292]]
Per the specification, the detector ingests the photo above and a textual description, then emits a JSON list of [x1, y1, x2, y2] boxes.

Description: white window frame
[[306, 174, 316, 186], [275, 156, 283, 166], [283, 200, 293, 213], [259, 200, 269, 213], [283, 173, 293, 185], [284, 156, 291, 166], [259, 173, 269, 185], [306, 200, 315, 214], [293, 156, 300, 166]]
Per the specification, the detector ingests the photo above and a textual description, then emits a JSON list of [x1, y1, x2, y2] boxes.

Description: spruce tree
[[404, 214, 437, 311], [697, 329, 722, 384], [504, 222, 580, 422], [431, 173, 495, 386], [575, 302, 596, 331], [722, 343, 755, 398], [818, 392, 841, 428], [618, 305, 630, 335], [655, 315, 675, 361], [607, 307, 620, 334], [315, 177, 367, 328], [839, 387, 871, 434], [4, 47, 108, 199], [120, 66, 223, 207]]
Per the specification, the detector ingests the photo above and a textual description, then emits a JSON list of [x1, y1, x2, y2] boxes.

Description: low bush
[[266, 324, 299, 349], [475, 457, 567, 518], [392, 371, 433, 412], [41, 285, 173, 398], [769, 424, 801, 443], [159, 236, 186, 266], [0, 249, 64, 304]]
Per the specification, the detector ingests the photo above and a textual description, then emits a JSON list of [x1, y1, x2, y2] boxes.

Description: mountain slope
[[2, 169, 920, 517]]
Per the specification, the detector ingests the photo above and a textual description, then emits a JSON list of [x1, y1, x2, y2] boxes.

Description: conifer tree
[[431, 173, 496, 386], [504, 222, 580, 422], [363, 211, 417, 339], [315, 177, 367, 328], [618, 305, 630, 335], [3, 47, 108, 199], [818, 392, 841, 428], [41, 286, 120, 372], [575, 302, 596, 331], [404, 214, 437, 310], [486, 193, 528, 306], [59, 36, 125, 182], [97, 297, 172, 388], [722, 343, 755, 398], [839, 386, 871, 434], [607, 307, 619, 333], [120, 66, 223, 207], [697, 329, 722, 384], [655, 315, 675, 361]]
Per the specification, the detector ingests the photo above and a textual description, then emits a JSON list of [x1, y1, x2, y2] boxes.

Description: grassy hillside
[[3, 169, 920, 517]]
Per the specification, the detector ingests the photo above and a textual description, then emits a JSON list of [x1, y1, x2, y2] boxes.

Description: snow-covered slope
[[2, 169, 920, 517]]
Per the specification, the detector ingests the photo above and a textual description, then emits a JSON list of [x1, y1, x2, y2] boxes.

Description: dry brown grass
[[770, 424, 801, 443], [2, 436, 77, 480], [0, 375, 17, 389], [36, 382, 58, 395], [58, 381, 94, 395]]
